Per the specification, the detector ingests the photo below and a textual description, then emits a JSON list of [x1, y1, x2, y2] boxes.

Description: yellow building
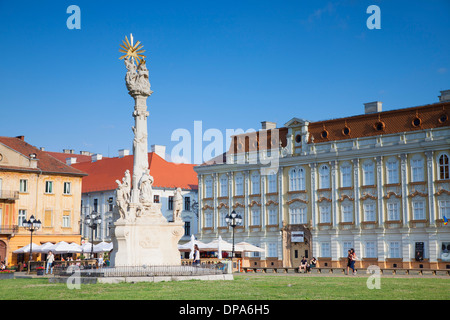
[[0, 136, 87, 266]]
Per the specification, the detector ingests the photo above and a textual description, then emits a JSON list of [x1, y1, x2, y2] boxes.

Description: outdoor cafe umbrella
[[82, 242, 95, 253], [93, 241, 113, 253], [235, 242, 265, 253], [34, 242, 56, 254], [203, 237, 244, 258], [13, 243, 40, 253], [51, 241, 82, 254]]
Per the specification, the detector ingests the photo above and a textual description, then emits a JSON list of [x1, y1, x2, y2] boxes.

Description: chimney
[[439, 90, 450, 102], [364, 101, 383, 114], [261, 121, 277, 130], [66, 157, 77, 165], [63, 149, 75, 154], [118, 149, 130, 158], [91, 153, 102, 162], [151, 145, 166, 160], [39, 147, 45, 151], [15, 135, 25, 141], [80, 151, 91, 156]]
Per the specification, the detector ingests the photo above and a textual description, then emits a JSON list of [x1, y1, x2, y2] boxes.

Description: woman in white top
[[193, 244, 200, 266], [46, 251, 55, 274]]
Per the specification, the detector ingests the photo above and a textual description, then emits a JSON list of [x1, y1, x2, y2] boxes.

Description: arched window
[[289, 167, 305, 191], [439, 153, 450, 180], [319, 165, 330, 189]]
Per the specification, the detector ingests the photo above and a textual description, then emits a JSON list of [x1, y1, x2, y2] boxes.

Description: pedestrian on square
[[346, 250, 353, 275], [46, 251, 55, 275], [299, 256, 308, 273], [350, 248, 357, 275], [193, 244, 200, 267]]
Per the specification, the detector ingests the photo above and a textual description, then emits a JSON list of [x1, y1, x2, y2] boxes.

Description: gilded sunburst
[[119, 33, 146, 64]]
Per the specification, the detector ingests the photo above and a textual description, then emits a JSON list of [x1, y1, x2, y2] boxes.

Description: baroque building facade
[[194, 90, 450, 270], [0, 136, 86, 266]]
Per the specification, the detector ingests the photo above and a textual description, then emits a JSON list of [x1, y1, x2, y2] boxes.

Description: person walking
[[346, 250, 353, 275], [193, 244, 200, 267], [350, 248, 357, 275], [46, 251, 55, 275]]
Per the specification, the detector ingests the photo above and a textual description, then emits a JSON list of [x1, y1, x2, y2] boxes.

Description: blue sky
[[1, 0, 449, 163]]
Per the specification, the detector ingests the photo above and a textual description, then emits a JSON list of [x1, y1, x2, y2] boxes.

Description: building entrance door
[[0, 240, 7, 263]]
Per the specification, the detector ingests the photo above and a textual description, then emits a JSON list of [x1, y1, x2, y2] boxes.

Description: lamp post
[[225, 210, 243, 262], [85, 211, 102, 258], [22, 215, 42, 264]]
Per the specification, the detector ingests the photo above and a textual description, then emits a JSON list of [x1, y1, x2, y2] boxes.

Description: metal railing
[[53, 263, 228, 278]]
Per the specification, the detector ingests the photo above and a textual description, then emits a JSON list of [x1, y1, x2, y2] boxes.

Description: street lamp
[[225, 210, 243, 261], [85, 211, 102, 258], [22, 215, 42, 264]]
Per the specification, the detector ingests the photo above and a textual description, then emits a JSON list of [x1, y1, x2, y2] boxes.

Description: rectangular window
[[341, 165, 352, 188], [268, 208, 277, 225], [387, 202, 400, 221], [341, 204, 353, 223], [363, 162, 375, 186], [268, 242, 277, 257], [251, 174, 260, 195], [268, 173, 277, 193], [411, 158, 424, 182], [290, 207, 307, 225], [153, 195, 160, 203], [205, 179, 213, 198], [319, 205, 331, 223], [45, 181, 53, 194], [108, 197, 114, 212], [18, 209, 27, 227], [321, 242, 331, 257], [365, 241, 377, 258], [19, 179, 28, 193], [219, 211, 227, 227], [389, 241, 401, 258], [168, 196, 174, 210], [205, 212, 213, 228], [220, 177, 228, 197], [438, 200, 450, 220], [342, 241, 353, 257], [184, 196, 190, 211], [93, 198, 98, 212], [386, 161, 399, 184], [184, 221, 191, 236], [251, 209, 260, 226], [235, 176, 244, 196], [62, 211, 71, 228], [63, 182, 71, 195], [364, 203, 376, 222], [412, 201, 425, 220]]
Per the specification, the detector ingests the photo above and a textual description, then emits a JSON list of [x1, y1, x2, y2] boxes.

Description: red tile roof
[[45, 151, 94, 164], [71, 152, 198, 193], [0, 136, 87, 177]]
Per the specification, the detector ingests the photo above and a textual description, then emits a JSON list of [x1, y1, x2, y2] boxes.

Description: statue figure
[[139, 168, 154, 204], [122, 169, 131, 202], [173, 187, 183, 222], [115, 179, 127, 220], [124, 57, 151, 96]]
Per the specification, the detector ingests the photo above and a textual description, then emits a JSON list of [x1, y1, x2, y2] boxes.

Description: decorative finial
[[119, 33, 146, 65]]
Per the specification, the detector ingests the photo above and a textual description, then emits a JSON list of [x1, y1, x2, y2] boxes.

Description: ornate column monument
[[110, 34, 185, 267]]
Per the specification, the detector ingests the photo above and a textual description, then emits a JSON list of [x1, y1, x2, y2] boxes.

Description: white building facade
[[194, 90, 450, 270]]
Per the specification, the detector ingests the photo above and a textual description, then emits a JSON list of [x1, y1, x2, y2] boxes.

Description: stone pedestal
[[111, 203, 184, 267]]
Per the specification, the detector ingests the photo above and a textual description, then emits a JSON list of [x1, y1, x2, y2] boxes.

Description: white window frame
[[319, 205, 331, 223], [411, 157, 424, 182], [19, 179, 28, 193], [342, 241, 353, 258], [363, 202, 376, 222], [363, 161, 375, 186], [412, 200, 426, 220], [251, 173, 260, 195], [62, 212, 71, 228], [219, 176, 228, 197], [205, 212, 213, 228], [438, 153, 450, 180], [63, 182, 71, 195], [389, 241, 401, 258], [18, 209, 27, 227], [267, 242, 278, 257], [268, 173, 277, 193], [387, 201, 400, 221], [321, 242, 331, 258], [365, 241, 377, 258], [386, 159, 399, 184], [438, 200, 450, 220], [268, 208, 277, 225], [289, 167, 305, 191], [205, 178, 213, 198], [251, 208, 261, 226], [45, 181, 53, 194], [235, 174, 244, 196], [341, 164, 352, 188], [319, 165, 330, 189], [341, 204, 353, 223]]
